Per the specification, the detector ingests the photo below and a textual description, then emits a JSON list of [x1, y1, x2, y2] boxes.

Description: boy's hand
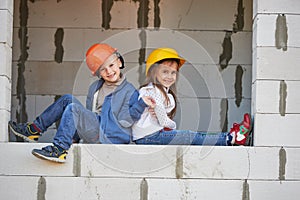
[[142, 96, 156, 108]]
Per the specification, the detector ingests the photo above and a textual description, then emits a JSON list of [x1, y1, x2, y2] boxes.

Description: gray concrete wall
[[10, 0, 252, 142]]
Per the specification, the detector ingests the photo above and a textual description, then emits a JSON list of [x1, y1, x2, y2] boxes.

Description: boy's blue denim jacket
[[86, 77, 147, 144]]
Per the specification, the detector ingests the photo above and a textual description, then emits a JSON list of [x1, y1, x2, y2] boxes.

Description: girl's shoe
[[32, 145, 67, 163], [229, 113, 252, 146], [9, 121, 41, 142]]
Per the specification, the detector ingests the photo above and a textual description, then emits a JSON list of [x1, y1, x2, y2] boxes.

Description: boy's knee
[[61, 94, 74, 101]]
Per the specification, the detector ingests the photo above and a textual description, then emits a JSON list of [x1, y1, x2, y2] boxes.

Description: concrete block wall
[[252, 0, 300, 146], [1, 0, 299, 199], [11, 0, 252, 140]]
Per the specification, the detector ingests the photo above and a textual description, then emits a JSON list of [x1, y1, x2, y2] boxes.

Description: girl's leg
[[135, 113, 252, 146], [162, 130, 229, 146], [135, 130, 229, 146]]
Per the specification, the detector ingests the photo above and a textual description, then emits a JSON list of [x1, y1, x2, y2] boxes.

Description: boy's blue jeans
[[135, 129, 229, 146], [33, 94, 100, 150]]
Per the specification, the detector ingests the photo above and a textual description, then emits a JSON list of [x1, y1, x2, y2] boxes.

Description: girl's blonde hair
[[141, 58, 180, 119]]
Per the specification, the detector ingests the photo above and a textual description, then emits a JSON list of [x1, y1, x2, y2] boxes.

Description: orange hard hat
[[86, 43, 117, 76]]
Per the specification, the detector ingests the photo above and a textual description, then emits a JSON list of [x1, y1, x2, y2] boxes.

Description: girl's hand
[[142, 96, 156, 108], [148, 107, 157, 119]]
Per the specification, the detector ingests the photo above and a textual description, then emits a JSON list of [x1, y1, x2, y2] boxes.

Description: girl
[[133, 48, 251, 146]]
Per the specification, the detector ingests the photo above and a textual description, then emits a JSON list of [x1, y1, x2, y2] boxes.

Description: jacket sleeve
[[128, 90, 148, 121], [117, 89, 147, 128], [145, 88, 176, 129]]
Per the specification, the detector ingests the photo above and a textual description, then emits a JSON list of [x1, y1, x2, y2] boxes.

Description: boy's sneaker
[[229, 113, 252, 146], [9, 121, 41, 142], [32, 145, 67, 163]]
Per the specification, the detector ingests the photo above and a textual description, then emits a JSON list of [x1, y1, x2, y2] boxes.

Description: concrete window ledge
[[1, 143, 300, 199], [1, 143, 300, 180]]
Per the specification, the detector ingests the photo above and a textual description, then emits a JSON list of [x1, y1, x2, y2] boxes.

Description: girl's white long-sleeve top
[[132, 83, 176, 140]]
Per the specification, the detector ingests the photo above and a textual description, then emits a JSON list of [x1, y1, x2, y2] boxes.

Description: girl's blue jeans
[[33, 94, 100, 150], [135, 129, 229, 146]]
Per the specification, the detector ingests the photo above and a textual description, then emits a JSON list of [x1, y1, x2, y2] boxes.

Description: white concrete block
[[0, 143, 75, 176], [13, 0, 253, 31], [175, 98, 251, 132], [285, 147, 300, 180], [146, 29, 252, 66], [14, 27, 252, 67], [254, 0, 300, 16], [183, 146, 279, 180], [254, 114, 300, 147], [0, 110, 10, 142], [177, 64, 251, 99], [27, 28, 56, 61], [183, 31, 252, 65], [63, 29, 85, 61], [12, 60, 95, 96], [254, 14, 300, 48], [0, 44, 12, 78], [159, 0, 252, 31], [0, 0, 14, 14], [0, 76, 11, 111], [80, 144, 178, 178], [253, 80, 280, 113], [106, 0, 138, 29], [0, 176, 39, 200], [286, 81, 300, 113], [82, 29, 134, 59], [35, 95, 54, 116], [0, 10, 12, 46], [44, 177, 140, 200], [22, 61, 81, 95], [220, 64, 252, 99], [13, 0, 101, 28], [147, 179, 243, 200], [255, 47, 300, 80], [248, 181, 300, 200]]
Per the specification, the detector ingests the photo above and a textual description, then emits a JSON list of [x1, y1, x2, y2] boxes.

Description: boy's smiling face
[[98, 54, 122, 83]]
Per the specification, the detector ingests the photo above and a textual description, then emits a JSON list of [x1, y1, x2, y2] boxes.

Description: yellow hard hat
[[145, 48, 185, 75]]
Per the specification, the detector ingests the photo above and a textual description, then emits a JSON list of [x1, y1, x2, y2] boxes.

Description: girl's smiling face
[[156, 60, 179, 88]]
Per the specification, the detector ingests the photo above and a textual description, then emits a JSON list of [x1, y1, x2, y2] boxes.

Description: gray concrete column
[[0, 0, 13, 142], [252, 0, 300, 146]]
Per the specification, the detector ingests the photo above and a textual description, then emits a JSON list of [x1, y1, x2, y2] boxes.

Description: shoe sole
[[32, 151, 66, 163], [8, 123, 38, 143]]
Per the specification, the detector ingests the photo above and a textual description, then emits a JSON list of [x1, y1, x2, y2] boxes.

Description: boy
[[9, 43, 152, 163]]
